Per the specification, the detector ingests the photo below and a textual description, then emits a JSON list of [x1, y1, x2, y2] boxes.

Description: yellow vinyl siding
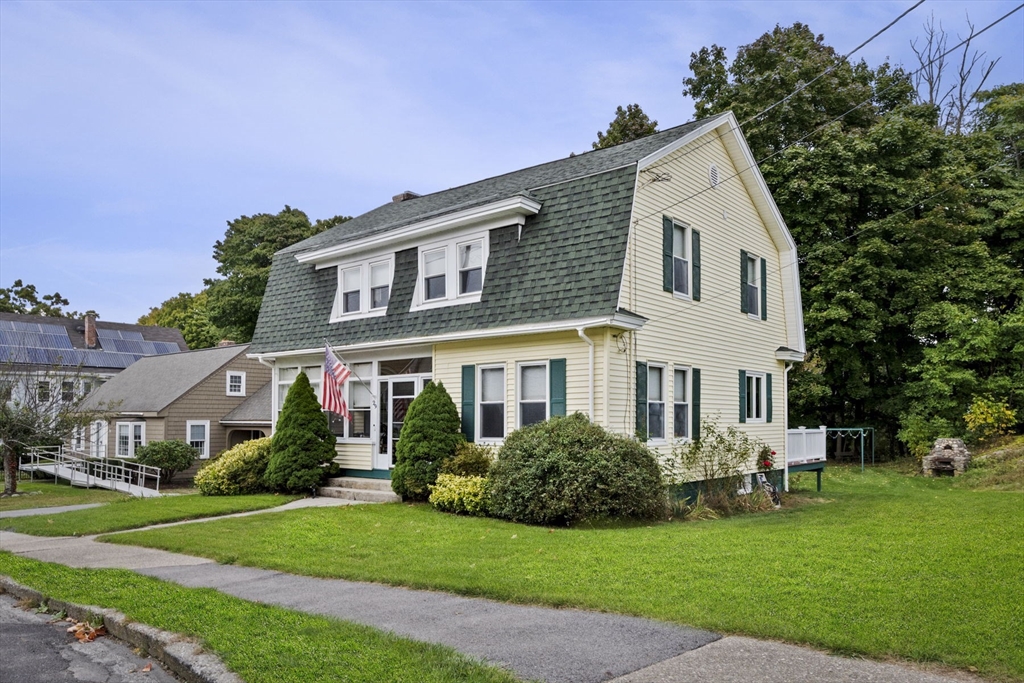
[[620, 131, 789, 459], [434, 330, 609, 436], [335, 442, 373, 470]]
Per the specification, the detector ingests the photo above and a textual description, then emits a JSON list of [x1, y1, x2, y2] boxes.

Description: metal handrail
[[19, 446, 161, 495]]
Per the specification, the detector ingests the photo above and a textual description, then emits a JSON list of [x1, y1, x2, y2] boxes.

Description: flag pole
[[324, 339, 379, 409]]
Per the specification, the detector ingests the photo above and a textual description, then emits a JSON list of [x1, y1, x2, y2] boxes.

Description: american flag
[[322, 344, 352, 419]]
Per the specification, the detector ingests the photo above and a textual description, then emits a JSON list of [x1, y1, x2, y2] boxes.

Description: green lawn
[[0, 554, 520, 683], [1, 492, 299, 536], [0, 481, 130, 511], [107, 466, 1024, 681]]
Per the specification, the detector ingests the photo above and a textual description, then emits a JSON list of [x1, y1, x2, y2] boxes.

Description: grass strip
[[0, 481, 129, 511], [0, 553, 521, 683], [110, 467, 1024, 681], [2, 493, 299, 536]]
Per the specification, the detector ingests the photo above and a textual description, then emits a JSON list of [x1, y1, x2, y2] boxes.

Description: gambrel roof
[[251, 112, 804, 355]]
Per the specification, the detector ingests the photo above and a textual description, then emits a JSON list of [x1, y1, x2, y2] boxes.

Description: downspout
[[256, 355, 276, 435], [577, 327, 595, 420], [784, 362, 792, 492]]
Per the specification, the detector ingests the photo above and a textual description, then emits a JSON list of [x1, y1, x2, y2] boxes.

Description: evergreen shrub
[[264, 372, 336, 493], [440, 441, 493, 477], [489, 413, 666, 526], [428, 474, 491, 516], [195, 437, 271, 495], [391, 381, 463, 501], [134, 440, 197, 481]]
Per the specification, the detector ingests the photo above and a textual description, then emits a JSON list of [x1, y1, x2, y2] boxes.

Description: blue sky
[[1, 1, 1021, 324]]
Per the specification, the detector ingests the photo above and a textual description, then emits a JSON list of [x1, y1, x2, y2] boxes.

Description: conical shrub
[[391, 381, 463, 500], [265, 372, 336, 493]]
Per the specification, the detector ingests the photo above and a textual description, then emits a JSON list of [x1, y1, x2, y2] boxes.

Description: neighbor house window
[[61, 380, 75, 402], [37, 380, 50, 402], [745, 371, 765, 422], [226, 371, 246, 397], [458, 240, 483, 295], [674, 368, 689, 439], [91, 420, 107, 458], [746, 253, 760, 317], [518, 363, 547, 427], [116, 422, 146, 458], [187, 420, 210, 459], [673, 223, 689, 296], [479, 365, 505, 440], [332, 257, 393, 320], [648, 365, 665, 440]]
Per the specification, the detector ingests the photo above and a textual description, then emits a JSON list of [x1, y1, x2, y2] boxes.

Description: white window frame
[[477, 364, 506, 443], [411, 228, 489, 312], [115, 421, 146, 458], [330, 254, 395, 322], [276, 366, 323, 417], [672, 221, 691, 300], [746, 252, 761, 319], [340, 369, 374, 442], [516, 361, 548, 428], [673, 366, 690, 441], [745, 371, 766, 423], [647, 363, 666, 442], [187, 420, 211, 459], [226, 371, 246, 397]]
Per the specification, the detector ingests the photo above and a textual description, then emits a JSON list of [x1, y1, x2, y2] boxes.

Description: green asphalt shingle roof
[[251, 117, 720, 354]]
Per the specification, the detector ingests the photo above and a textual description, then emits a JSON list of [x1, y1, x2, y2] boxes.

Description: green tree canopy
[[138, 291, 221, 349], [204, 207, 351, 342], [0, 280, 80, 318], [593, 104, 658, 150]]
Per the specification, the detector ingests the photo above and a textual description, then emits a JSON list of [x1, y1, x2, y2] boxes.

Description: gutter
[[577, 327, 595, 419]]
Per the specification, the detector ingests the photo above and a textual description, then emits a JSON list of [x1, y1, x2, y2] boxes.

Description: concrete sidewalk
[[0, 503, 105, 518], [0, 529, 981, 683]]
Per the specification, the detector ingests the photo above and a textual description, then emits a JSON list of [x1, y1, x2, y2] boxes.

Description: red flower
[[762, 460, 772, 467], [770, 450, 776, 456]]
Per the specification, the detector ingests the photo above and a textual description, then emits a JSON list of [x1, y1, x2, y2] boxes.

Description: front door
[[376, 378, 422, 469]]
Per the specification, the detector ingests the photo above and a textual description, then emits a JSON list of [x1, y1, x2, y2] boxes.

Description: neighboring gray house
[[81, 344, 271, 475]]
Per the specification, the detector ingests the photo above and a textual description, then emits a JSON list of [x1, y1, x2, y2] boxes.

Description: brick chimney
[[84, 312, 98, 349], [392, 191, 420, 203]]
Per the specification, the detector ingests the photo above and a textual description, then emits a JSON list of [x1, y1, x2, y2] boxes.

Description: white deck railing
[[19, 446, 161, 497], [786, 426, 828, 466]]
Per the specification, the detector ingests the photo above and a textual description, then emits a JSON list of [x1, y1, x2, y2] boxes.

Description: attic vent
[[392, 191, 421, 203], [709, 164, 720, 189]]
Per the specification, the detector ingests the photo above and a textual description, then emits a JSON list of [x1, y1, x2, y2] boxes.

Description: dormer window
[[331, 255, 394, 321], [411, 228, 489, 311]]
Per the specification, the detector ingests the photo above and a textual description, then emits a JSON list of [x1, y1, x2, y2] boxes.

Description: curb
[[0, 575, 243, 683]]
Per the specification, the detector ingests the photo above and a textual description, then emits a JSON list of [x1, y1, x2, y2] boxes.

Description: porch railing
[[19, 446, 161, 497], [786, 426, 828, 466]]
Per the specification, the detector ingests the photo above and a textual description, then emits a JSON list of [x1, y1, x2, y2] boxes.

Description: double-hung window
[[61, 380, 75, 402], [116, 422, 145, 458], [746, 254, 759, 317], [478, 365, 505, 440], [333, 256, 393, 320], [673, 368, 689, 439], [226, 371, 246, 397], [412, 229, 489, 311], [347, 379, 373, 438], [746, 372, 765, 422], [518, 363, 547, 427], [187, 420, 210, 459], [647, 365, 665, 440], [37, 380, 50, 402], [673, 223, 689, 296]]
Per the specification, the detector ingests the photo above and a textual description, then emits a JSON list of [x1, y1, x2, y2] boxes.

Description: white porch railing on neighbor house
[[19, 446, 161, 498], [786, 426, 828, 466]]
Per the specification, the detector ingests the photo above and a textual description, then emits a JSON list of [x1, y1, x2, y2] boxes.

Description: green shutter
[[549, 358, 566, 417], [692, 230, 701, 301], [662, 216, 674, 292], [691, 368, 701, 441], [636, 361, 648, 438], [760, 257, 767, 320], [461, 365, 475, 442], [766, 373, 773, 423], [740, 250, 749, 313], [738, 369, 747, 423]]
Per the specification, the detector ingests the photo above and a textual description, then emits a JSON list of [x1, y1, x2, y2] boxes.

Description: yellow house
[[249, 112, 805, 485]]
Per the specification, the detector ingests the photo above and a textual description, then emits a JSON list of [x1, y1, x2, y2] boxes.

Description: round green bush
[[134, 440, 198, 481], [440, 441, 494, 477], [265, 372, 336, 493], [195, 437, 272, 495], [428, 473, 491, 516], [489, 413, 666, 526], [391, 381, 463, 501]]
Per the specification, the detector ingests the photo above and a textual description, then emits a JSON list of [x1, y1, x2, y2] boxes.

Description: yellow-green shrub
[[428, 474, 491, 516], [195, 438, 272, 496]]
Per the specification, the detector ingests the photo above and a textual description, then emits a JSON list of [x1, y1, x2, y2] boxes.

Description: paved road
[[0, 518, 983, 683], [0, 592, 177, 683]]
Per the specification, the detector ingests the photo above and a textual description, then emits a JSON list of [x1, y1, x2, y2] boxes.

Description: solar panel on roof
[[95, 328, 120, 339], [121, 331, 144, 341], [153, 342, 181, 354]]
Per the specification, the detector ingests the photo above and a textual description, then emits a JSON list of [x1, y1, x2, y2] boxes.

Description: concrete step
[[318, 486, 402, 504], [325, 476, 394, 492]]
